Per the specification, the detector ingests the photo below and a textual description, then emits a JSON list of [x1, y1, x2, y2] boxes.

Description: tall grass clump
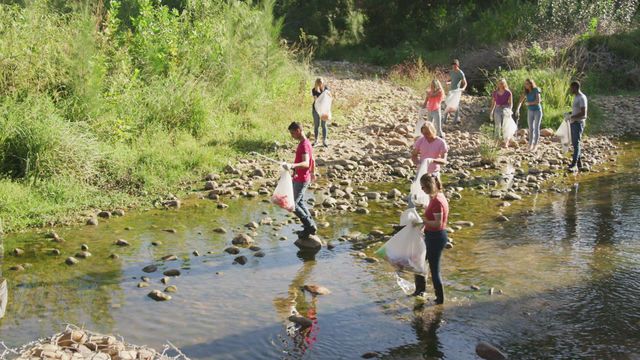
[[0, 0, 309, 231], [387, 57, 440, 93]]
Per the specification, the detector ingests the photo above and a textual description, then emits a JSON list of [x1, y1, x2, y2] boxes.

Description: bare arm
[[411, 147, 419, 165], [292, 153, 309, 169], [490, 96, 496, 115], [508, 92, 513, 109]]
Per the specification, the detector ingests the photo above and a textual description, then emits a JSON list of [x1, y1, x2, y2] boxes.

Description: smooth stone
[[232, 233, 254, 246], [475, 341, 508, 360], [80, 244, 89, 251], [109, 254, 120, 259], [97, 211, 111, 218], [137, 282, 149, 288], [141, 276, 150, 282], [224, 246, 240, 255], [147, 290, 171, 301], [152, 241, 162, 246], [115, 239, 130, 246], [163, 269, 181, 277], [51, 249, 61, 256], [364, 257, 379, 263], [504, 192, 522, 201], [303, 285, 331, 295], [234, 255, 248, 265], [496, 215, 510, 222], [471, 285, 481, 290], [161, 254, 178, 261], [86, 218, 98, 226], [294, 235, 323, 250], [75, 251, 92, 259], [65, 257, 79, 265], [288, 315, 313, 328], [163, 228, 177, 233], [254, 251, 266, 258], [213, 227, 227, 233], [164, 285, 178, 293], [192, 250, 200, 256], [142, 265, 158, 273], [161, 277, 170, 284], [248, 245, 261, 251], [12, 248, 25, 256], [9, 265, 25, 271]]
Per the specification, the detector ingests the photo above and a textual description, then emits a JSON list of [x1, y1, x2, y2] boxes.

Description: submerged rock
[[163, 269, 181, 277], [303, 285, 331, 296], [142, 265, 158, 273], [234, 255, 248, 265], [475, 341, 507, 360], [147, 290, 171, 301], [224, 246, 241, 255]]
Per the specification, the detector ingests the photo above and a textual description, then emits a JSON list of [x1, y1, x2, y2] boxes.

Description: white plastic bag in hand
[[314, 91, 332, 121], [555, 114, 572, 153], [400, 208, 423, 227], [501, 108, 518, 141], [444, 89, 462, 113], [415, 108, 428, 137], [375, 219, 427, 274], [409, 159, 432, 207], [271, 169, 295, 212]]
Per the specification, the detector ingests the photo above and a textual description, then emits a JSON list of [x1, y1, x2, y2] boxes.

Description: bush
[[0, 0, 309, 231]]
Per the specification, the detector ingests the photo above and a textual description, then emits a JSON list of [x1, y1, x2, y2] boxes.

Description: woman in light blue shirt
[[516, 79, 542, 152]]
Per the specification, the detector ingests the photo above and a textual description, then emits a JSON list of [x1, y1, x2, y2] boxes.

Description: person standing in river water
[[516, 78, 543, 152], [568, 81, 588, 171], [444, 59, 466, 124], [412, 174, 449, 305], [284, 122, 317, 238], [408, 122, 448, 208], [311, 77, 330, 147]]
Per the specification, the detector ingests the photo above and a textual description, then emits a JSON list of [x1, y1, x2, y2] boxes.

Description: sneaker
[[567, 165, 577, 172]]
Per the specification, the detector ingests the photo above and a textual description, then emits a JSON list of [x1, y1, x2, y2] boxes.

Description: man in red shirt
[[283, 122, 317, 238]]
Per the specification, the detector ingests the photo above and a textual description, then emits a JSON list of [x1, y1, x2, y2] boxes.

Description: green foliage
[[478, 125, 500, 163], [0, 0, 308, 231], [486, 68, 574, 129], [387, 58, 439, 93]]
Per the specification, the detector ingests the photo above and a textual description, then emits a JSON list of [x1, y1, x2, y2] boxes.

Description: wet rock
[[471, 285, 481, 291], [245, 221, 259, 229], [225, 246, 241, 255], [496, 215, 510, 222], [65, 257, 79, 265], [137, 282, 149, 288], [98, 211, 111, 219], [86, 217, 98, 226], [362, 352, 380, 359], [162, 199, 181, 208], [75, 251, 92, 259], [364, 257, 379, 263], [192, 250, 200, 256], [504, 192, 522, 201], [303, 285, 331, 295], [161, 254, 178, 261], [112, 209, 126, 217], [141, 276, 150, 282], [288, 315, 313, 329], [115, 239, 130, 246], [164, 285, 178, 293], [12, 248, 24, 256], [163, 269, 181, 277], [249, 245, 262, 251], [475, 341, 507, 360], [142, 265, 158, 273], [232, 233, 254, 246], [234, 255, 248, 265], [294, 235, 323, 250], [213, 227, 228, 234], [147, 290, 171, 301], [254, 251, 266, 257], [161, 277, 170, 284]]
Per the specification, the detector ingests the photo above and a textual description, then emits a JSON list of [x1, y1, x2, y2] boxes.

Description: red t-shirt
[[424, 193, 449, 231], [293, 139, 314, 183]]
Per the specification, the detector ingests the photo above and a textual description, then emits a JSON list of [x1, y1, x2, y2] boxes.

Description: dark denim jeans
[[414, 229, 448, 303], [570, 120, 584, 167], [312, 105, 327, 143], [293, 181, 315, 230]]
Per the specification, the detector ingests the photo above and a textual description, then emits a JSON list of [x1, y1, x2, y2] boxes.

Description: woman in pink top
[[420, 80, 445, 137], [408, 122, 448, 208], [411, 174, 449, 304], [489, 78, 513, 139]]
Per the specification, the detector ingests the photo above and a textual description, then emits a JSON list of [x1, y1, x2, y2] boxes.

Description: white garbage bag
[[502, 108, 518, 141], [556, 114, 572, 152], [271, 169, 295, 212], [375, 209, 426, 274], [314, 91, 332, 121], [400, 208, 422, 226], [409, 158, 431, 207], [444, 89, 462, 113]]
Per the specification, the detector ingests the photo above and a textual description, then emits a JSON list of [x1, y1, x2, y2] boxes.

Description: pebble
[[303, 285, 331, 295], [160, 277, 170, 284], [142, 265, 158, 273], [80, 244, 89, 251], [362, 352, 380, 359], [163, 269, 181, 277], [147, 290, 171, 301], [51, 249, 61, 256], [109, 254, 120, 259], [65, 257, 79, 266], [12, 248, 25, 256], [475, 341, 507, 360], [364, 257, 379, 263], [75, 251, 92, 259], [213, 227, 227, 234], [254, 251, 266, 258], [232, 233, 254, 246], [97, 211, 111, 218], [152, 241, 162, 246], [137, 282, 149, 288], [161, 254, 178, 261], [163, 228, 177, 233], [192, 250, 200, 256], [86, 218, 98, 226], [115, 239, 130, 246], [496, 215, 510, 222], [164, 285, 178, 293], [224, 246, 240, 255], [234, 255, 248, 265]]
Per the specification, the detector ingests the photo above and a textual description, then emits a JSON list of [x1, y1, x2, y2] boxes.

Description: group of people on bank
[[280, 60, 588, 305]]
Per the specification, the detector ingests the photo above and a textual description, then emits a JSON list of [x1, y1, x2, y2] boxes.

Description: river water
[[1, 143, 639, 359]]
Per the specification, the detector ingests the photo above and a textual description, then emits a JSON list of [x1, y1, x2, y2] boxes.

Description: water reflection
[[273, 248, 321, 359]]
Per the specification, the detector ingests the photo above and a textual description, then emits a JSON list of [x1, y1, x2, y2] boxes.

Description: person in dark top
[[311, 77, 330, 147], [412, 174, 449, 305]]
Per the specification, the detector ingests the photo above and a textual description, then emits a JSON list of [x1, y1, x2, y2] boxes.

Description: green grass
[[0, 0, 310, 232]]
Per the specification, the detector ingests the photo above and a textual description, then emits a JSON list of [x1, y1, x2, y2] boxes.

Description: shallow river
[[1, 143, 639, 359]]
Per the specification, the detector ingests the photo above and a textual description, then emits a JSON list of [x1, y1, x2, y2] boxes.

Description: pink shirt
[[426, 90, 444, 111], [414, 136, 448, 174], [424, 193, 449, 231], [293, 139, 314, 183]]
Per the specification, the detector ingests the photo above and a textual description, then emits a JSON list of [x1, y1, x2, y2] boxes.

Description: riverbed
[[1, 143, 639, 359]]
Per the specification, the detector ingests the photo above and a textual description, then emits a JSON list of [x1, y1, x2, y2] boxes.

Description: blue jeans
[[527, 109, 543, 145], [293, 181, 315, 230], [428, 109, 443, 137], [570, 121, 584, 167], [414, 230, 448, 303], [312, 105, 327, 143]]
